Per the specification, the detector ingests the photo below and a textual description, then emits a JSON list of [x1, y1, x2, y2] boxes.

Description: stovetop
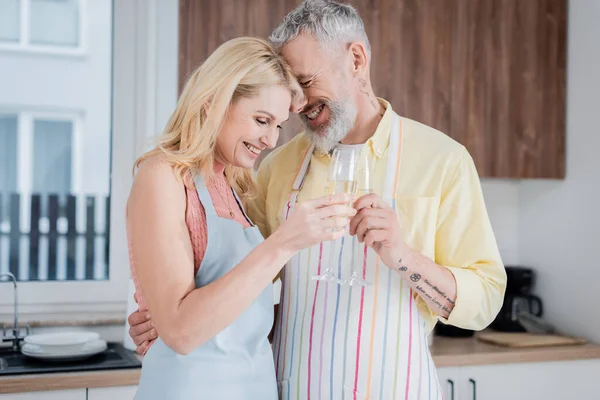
[[0, 342, 141, 376]]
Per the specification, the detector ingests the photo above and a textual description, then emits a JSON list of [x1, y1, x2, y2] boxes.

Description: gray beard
[[301, 99, 357, 154]]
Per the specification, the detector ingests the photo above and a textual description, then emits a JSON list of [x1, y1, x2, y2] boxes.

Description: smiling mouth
[[243, 142, 261, 155], [305, 103, 325, 120]]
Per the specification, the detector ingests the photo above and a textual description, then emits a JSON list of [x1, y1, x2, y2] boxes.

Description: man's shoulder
[[259, 132, 312, 173], [400, 117, 469, 166]]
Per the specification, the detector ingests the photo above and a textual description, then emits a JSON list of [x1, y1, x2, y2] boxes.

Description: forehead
[[280, 33, 330, 80], [237, 85, 291, 121]]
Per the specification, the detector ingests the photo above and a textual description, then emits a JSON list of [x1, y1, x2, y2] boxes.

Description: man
[[129, 1, 506, 398]]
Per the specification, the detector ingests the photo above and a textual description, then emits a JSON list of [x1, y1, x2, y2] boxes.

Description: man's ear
[[348, 41, 369, 76]]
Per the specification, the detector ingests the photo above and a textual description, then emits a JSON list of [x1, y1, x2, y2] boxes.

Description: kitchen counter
[[0, 368, 140, 394], [2, 337, 600, 394], [430, 335, 600, 367]]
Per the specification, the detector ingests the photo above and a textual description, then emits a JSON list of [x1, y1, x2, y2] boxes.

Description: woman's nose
[[291, 93, 308, 113], [260, 128, 279, 149]]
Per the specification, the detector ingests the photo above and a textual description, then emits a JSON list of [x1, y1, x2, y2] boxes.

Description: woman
[[127, 37, 355, 399]]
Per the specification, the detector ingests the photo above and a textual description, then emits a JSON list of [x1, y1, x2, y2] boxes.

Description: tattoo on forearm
[[423, 279, 455, 305], [396, 259, 408, 272], [395, 259, 455, 314], [416, 285, 452, 314]]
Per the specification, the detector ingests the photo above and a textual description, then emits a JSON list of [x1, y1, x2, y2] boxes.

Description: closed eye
[[255, 118, 268, 126], [300, 80, 312, 88]]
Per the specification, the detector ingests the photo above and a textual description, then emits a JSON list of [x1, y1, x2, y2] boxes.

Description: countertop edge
[[2, 338, 600, 394], [431, 338, 600, 368], [0, 368, 141, 394]]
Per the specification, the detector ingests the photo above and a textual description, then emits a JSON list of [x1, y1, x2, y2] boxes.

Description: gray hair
[[269, 0, 371, 58]]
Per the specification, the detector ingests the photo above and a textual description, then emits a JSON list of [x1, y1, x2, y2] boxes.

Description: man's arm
[[351, 147, 506, 330]]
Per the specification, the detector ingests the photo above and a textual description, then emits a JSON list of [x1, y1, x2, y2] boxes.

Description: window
[[32, 119, 73, 195], [0, 0, 85, 54], [30, 0, 80, 47], [0, 0, 120, 319], [0, 0, 177, 322], [0, 0, 19, 43], [0, 114, 18, 227]]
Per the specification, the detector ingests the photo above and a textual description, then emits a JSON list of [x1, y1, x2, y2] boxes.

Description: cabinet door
[[0, 389, 85, 400], [87, 386, 138, 400], [436, 367, 461, 400], [451, 0, 567, 178], [461, 359, 600, 400]]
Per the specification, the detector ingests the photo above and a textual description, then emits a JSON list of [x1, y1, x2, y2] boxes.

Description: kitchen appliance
[[491, 266, 545, 332], [0, 342, 141, 376]]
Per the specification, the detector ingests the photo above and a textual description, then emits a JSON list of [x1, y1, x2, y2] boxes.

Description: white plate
[[21, 339, 107, 361], [24, 331, 100, 347]]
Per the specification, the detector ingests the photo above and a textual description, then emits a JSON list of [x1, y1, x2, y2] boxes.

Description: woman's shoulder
[[129, 153, 187, 212]]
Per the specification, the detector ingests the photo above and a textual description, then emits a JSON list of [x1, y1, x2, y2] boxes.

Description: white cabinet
[[87, 386, 137, 400], [438, 359, 600, 400], [436, 366, 460, 400], [0, 389, 86, 400]]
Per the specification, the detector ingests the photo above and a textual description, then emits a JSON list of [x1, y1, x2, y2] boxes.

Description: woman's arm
[[128, 158, 353, 355]]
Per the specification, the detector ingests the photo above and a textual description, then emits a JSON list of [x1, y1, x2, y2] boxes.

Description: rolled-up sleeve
[[435, 147, 507, 330]]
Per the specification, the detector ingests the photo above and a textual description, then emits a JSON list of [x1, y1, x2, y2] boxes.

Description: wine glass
[[344, 151, 373, 287], [312, 147, 358, 283]]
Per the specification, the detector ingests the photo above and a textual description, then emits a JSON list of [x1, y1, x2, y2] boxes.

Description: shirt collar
[[312, 98, 395, 159], [368, 98, 394, 159]]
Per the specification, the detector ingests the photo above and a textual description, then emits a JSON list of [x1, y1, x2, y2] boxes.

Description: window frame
[[0, 0, 178, 323], [0, 0, 87, 57]]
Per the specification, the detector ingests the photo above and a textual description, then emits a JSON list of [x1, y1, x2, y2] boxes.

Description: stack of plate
[[21, 331, 107, 361]]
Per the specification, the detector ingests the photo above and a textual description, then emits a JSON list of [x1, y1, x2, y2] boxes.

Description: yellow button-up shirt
[[247, 99, 506, 333]]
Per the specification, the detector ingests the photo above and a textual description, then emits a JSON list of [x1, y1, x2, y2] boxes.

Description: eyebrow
[[256, 110, 289, 123]]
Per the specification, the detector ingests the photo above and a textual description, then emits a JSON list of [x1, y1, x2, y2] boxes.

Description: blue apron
[[135, 175, 277, 399]]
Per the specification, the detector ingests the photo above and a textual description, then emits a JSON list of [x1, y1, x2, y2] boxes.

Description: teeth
[[244, 143, 260, 155], [307, 104, 324, 120]]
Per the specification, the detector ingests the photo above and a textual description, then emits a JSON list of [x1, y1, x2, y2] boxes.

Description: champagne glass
[[312, 147, 358, 282], [344, 151, 373, 287]]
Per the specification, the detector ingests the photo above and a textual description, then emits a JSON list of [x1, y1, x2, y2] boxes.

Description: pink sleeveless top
[[128, 172, 251, 312]]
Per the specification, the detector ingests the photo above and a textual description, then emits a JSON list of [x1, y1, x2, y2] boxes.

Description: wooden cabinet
[[449, 0, 567, 178], [179, 0, 567, 178], [0, 389, 85, 400], [438, 359, 600, 400], [87, 386, 137, 400]]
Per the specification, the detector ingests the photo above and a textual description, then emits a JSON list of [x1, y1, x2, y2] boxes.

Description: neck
[[213, 160, 226, 176], [340, 90, 384, 145]]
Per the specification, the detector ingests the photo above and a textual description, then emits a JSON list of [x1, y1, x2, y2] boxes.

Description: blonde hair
[[134, 37, 300, 199]]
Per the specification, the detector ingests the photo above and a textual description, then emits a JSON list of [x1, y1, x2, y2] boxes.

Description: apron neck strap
[[194, 174, 218, 216], [292, 143, 315, 192]]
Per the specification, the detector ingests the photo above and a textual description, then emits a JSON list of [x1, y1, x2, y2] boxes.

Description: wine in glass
[[312, 146, 358, 282], [344, 151, 373, 287]]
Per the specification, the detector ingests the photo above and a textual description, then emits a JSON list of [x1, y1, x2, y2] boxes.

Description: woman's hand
[[272, 193, 356, 253]]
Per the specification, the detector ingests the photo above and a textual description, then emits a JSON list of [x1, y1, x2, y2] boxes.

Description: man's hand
[[128, 310, 158, 355], [349, 193, 406, 269]]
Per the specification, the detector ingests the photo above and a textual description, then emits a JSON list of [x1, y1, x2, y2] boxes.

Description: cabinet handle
[[469, 378, 477, 400], [446, 379, 455, 400]]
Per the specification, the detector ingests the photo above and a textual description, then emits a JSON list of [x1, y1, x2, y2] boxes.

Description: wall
[[480, 180, 520, 266], [518, 0, 600, 343]]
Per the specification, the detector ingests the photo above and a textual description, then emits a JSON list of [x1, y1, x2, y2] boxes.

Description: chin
[[232, 158, 257, 170]]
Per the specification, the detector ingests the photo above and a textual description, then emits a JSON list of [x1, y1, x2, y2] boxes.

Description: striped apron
[[272, 115, 442, 400]]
